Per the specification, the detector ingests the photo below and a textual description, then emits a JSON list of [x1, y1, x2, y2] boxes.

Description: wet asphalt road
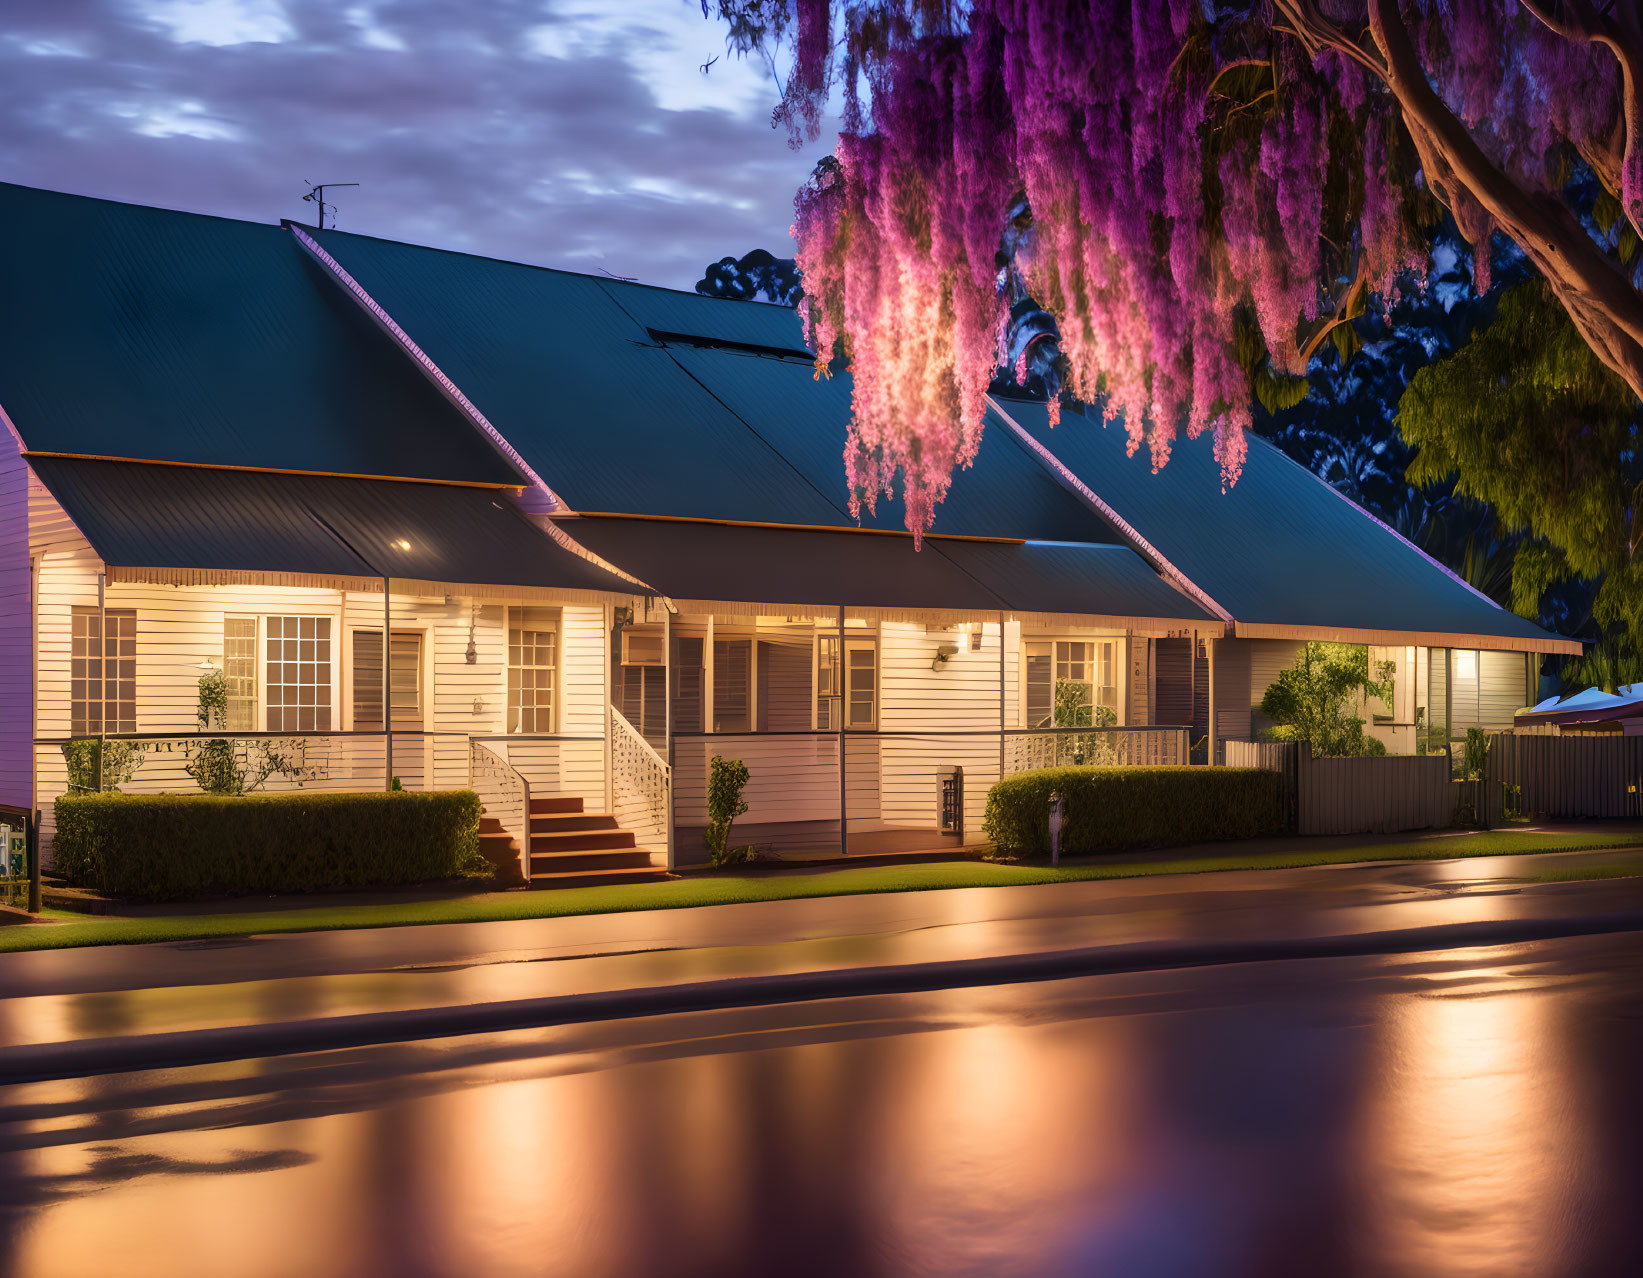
[[4, 929, 1643, 1277]]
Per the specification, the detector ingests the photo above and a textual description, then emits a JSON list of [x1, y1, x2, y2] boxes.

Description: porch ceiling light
[[393, 538, 412, 551]]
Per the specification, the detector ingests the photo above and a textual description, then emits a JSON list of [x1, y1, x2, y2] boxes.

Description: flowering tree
[[705, 1, 1643, 541]]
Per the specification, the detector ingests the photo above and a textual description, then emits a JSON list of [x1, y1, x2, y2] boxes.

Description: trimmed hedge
[[53, 790, 485, 900], [983, 767, 1287, 857]]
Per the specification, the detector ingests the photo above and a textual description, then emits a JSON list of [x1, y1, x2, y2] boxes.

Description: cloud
[[0, 0, 838, 287]]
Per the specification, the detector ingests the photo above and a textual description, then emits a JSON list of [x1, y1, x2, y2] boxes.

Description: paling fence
[[1485, 731, 1643, 822], [671, 726, 1189, 861], [1224, 740, 1455, 835]]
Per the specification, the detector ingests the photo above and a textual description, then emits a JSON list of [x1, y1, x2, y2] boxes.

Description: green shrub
[[983, 767, 1287, 857], [61, 738, 146, 793], [704, 754, 755, 867], [53, 790, 484, 899]]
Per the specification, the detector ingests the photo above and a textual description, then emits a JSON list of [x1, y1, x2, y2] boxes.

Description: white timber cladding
[[0, 426, 30, 807], [25, 470, 617, 841]]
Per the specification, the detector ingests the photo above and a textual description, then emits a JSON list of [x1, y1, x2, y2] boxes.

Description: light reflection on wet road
[[4, 932, 1642, 1277]]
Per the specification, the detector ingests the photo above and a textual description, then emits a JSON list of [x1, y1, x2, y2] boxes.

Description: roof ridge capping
[[297, 217, 795, 309]]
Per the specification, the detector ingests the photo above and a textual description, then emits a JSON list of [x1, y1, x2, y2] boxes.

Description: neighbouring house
[[0, 183, 1579, 879], [1516, 686, 1643, 735]]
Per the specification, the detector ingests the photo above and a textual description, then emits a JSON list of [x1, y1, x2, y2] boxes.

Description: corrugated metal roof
[[660, 344, 1114, 541], [564, 515, 1201, 623], [992, 396, 1567, 648], [943, 541, 1210, 626], [0, 184, 524, 487], [565, 516, 1004, 613], [309, 227, 1119, 542], [28, 457, 637, 594], [596, 278, 812, 351], [307, 227, 849, 526]]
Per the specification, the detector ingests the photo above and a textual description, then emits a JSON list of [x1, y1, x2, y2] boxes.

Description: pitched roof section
[[991, 396, 1577, 653], [305, 227, 847, 526], [0, 183, 524, 487], [564, 516, 1206, 629], [660, 344, 1112, 542], [28, 457, 636, 596], [306, 227, 1118, 541]]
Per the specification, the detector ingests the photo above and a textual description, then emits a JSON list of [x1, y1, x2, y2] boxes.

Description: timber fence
[[1224, 740, 1455, 836], [1484, 732, 1643, 823]]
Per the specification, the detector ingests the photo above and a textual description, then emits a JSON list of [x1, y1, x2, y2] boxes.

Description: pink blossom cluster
[[783, 0, 1624, 539]]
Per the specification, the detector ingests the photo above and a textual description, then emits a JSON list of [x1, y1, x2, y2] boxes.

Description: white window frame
[[1022, 635, 1125, 729], [223, 615, 259, 731], [814, 631, 879, 731], [349, 625, 431, 733], [261, 614, 337, 733], [507, 607, 559, 735]]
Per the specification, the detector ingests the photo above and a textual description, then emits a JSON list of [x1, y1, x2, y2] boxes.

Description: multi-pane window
[[224, 617, 257, 730], [70, 608, 135, 735], [354, 631, 425, 731], [265, 616, 332, 731], [1025, 639, 1120, 727], [846, 642, 877, 729], [713, 638, 751, 733], [816, 635, 877, 730], [508, 609, 558, 733], [672, 636, 705, 734]]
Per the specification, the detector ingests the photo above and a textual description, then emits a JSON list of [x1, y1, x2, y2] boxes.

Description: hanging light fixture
[[466, 601, 478, 664]]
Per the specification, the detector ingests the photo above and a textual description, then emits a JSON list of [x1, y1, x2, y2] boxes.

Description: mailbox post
[[1048, 791, 1065, 866]]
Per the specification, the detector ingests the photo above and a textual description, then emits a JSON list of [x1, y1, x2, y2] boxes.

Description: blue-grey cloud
[[0, 0, 836, 286]]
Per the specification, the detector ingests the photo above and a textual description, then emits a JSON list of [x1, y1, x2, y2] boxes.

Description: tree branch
[[1367, 0, 1643, 401]]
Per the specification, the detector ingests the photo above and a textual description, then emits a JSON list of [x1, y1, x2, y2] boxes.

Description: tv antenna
[[301, 181, 359, 230]]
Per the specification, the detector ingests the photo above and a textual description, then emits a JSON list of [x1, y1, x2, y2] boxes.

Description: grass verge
[[5, 827, 1642, 954]]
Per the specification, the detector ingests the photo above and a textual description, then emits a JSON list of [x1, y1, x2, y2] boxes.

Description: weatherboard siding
[[0, 428, 30, 808], [27, 522, 612, 846]]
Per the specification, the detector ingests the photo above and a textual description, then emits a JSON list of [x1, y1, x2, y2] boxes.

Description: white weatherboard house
[[0, 184, 1578, 881]]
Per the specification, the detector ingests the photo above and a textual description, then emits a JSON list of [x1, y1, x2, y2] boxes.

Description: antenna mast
[[301, 181, 360, 230]]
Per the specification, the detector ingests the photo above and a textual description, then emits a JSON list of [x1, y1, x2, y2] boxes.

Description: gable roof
[[0, 183, 525, 488], [28, 456, 635, 597], [989, 396, 1576, 653], [305, 225, 1115, 542]]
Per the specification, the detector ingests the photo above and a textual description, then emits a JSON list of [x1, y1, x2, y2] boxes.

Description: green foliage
[[1399, 278, 1643, 652], [1049, 678, 1120, 764], [52, 790, 484, 899], [1463, 727, 1490, 781], [60, 738, 146, 794], [180, 669, 312, 796], [704, 754, 754, 867], [983, 767, 1287, 857], [1259, 643, 1393, 757], [1562, 630, 1643, 694]]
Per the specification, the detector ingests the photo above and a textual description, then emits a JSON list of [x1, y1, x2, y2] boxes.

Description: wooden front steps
[[480, 795, 669, 889]]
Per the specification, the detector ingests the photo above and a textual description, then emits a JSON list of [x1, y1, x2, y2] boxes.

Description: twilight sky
[[1, 0, 838, 288]]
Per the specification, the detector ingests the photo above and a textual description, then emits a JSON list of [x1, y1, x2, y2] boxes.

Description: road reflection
[[2, 934, 1639, 1277]]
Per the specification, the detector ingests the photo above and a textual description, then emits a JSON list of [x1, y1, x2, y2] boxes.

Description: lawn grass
[[4, 827, 1641, 954]]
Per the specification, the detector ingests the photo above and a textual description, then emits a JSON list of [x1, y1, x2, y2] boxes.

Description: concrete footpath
[[3, 846, 1643, 1081]]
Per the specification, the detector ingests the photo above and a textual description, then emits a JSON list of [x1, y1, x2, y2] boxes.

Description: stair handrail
[[609, 708, 670, 851], [610, 708, 670, 777], [469, 740, 532, 885]]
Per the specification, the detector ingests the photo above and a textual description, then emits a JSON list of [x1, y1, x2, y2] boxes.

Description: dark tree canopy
[[694, 249, 804, 306]]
